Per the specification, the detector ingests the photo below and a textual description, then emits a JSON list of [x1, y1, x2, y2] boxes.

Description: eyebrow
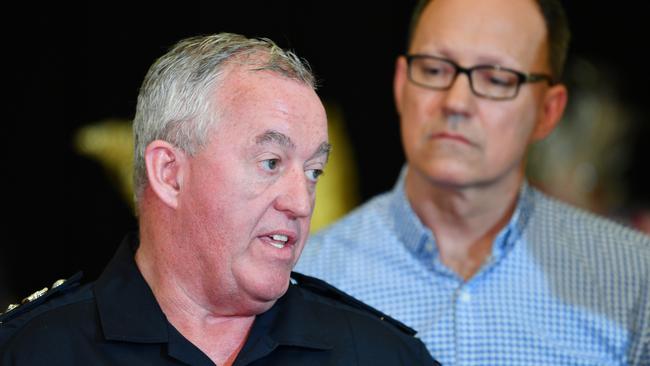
[[255, 129, 331, 161], [424, 49, 513, 68], [310, 141, 332, 162], [255, 130, 296, 149]]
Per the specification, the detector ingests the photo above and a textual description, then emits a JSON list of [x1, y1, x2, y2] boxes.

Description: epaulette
[[0, 272, 84, 325], [290, 272, 417, 336]]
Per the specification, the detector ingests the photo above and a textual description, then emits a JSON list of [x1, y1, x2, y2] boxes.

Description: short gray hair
[[133, 33, 316, 202]]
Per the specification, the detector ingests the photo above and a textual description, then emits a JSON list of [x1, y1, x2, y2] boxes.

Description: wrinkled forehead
[[216, 66, 322, 117], [211, 66, 327, 144], [412, 0, 548, 69]]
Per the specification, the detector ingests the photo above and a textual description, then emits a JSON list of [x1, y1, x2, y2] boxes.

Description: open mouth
[[258, 229, 298, 251], [266, 234, 289, 249]]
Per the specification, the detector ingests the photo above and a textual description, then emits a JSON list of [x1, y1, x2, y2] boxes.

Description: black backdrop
[[3, 2, 649, 302]]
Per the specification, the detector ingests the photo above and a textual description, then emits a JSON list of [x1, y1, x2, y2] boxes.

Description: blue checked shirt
[[296, 172, 650, 365]]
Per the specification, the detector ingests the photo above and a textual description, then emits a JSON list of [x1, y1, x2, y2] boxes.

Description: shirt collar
[[390, 166, 435, 257], [93, 233, 169, 343], [230, 281, 334, 365], [93, 234, 215, 366], [93, 234, 332, 363], [265, 285, 334, 349], [389, 166, 534, 261], [492, 180, 533, 259]]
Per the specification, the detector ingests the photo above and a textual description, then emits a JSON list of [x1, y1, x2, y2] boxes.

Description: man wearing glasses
[[296, 0, 650, 365]]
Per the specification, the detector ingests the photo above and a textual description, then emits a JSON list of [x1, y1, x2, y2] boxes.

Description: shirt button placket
[[454, 284, 473, 366]]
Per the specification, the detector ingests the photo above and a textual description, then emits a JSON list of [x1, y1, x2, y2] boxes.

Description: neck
[[404, 167, 523, 280], [135, 219, 256, 365]]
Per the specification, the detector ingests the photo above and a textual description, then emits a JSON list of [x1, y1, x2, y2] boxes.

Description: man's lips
[[429, 132, 474, 146], [257, 230, 298, 249]]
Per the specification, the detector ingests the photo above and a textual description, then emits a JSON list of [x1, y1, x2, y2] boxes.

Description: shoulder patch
[[290, 271, 417, 336], [0, 272, 84, 325]]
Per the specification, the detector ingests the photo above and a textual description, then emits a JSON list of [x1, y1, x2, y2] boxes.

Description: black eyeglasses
[[405, 54, 555, 100]]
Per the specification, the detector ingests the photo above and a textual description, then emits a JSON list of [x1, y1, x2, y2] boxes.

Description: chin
[[241, 269, 292, 304], [412, 162, 472, 187]]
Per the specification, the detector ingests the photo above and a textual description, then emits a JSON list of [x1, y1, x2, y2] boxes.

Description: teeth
[[271, 234, 288, 242], [269, 242, 285, 249], [266, 234, 289, 249]]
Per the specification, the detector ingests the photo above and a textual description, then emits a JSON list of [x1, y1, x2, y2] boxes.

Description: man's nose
[[273, 168, 313, 220], [441, 72, 474, 118]]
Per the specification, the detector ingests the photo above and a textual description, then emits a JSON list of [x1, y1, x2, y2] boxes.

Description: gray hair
[[133, 33, 316, 202]]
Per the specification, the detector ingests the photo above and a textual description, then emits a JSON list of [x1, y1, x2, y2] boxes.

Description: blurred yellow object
[[311, 103, 360, 232], [74, 119, 135, 210], [73, 102, 360, 231]]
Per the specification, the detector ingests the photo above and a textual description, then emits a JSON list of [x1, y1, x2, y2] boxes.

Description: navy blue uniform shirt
[[0, 234, 439, 365]]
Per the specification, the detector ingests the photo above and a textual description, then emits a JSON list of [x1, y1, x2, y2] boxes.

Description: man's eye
[[305, 169, 324, 182], [481, 71, 517, 88], [261, 159, 279, 171], [488, 76, 514, 87], [422, 65, 450, 77], [423, 67, 442, 75]]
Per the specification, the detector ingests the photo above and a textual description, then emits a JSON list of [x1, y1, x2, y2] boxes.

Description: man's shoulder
[[0, 272, 95, 346], [288, 272, 439, 364], [532, 188, 650, 248], [530, 189, 650, 283], [290, 271, 416, 335]]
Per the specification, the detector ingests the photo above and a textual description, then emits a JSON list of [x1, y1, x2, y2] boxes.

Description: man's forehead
[[216, 78, 299, 125], [412, 0, 547, 67], [211, 64, 327, 151], [216, 66, 316, 109]]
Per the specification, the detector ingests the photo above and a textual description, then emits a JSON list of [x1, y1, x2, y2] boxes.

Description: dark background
[[3, 2, 649, 303]]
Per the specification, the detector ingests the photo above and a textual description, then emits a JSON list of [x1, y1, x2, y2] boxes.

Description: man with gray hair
[[0, 33, 439, 365]]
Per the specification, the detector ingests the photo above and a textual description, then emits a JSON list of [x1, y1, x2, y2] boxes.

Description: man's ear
[[144, 140, 186, 209], [393, 56, 409, 117], [532, 83, 568, 141]]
